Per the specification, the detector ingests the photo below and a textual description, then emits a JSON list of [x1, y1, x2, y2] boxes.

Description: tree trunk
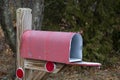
[[0, 0, 44, 52], [21, 0, 44, 30], [32, 0, 44, 30], [0, 0, 16, 52]]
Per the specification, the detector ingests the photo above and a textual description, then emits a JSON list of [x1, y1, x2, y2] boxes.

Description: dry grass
[[46, 65, 120, 80], [0, 27, 15, 80]]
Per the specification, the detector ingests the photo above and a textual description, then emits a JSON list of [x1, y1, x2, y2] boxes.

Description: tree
[[0, 0, 44, 52], [0, 0, 16, 52], [43, 0, 120, 64]]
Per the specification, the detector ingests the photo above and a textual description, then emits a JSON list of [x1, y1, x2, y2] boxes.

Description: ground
[[0, 27, 120, 80], [47, 65, 120, 80]]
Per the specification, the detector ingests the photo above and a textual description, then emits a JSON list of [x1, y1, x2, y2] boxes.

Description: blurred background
[[0, 0, 120, 80]]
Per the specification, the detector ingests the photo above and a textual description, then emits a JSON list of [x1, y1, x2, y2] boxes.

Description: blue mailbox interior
[[69, 33, 83, 62]]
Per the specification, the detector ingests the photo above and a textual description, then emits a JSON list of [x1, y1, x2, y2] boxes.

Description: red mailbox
[[20, 30, 101, 67]]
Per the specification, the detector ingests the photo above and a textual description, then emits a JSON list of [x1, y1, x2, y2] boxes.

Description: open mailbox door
[[70, 61, 101, 67], [20, 30, 101, 67]]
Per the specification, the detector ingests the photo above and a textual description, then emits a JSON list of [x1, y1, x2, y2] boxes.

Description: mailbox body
[[20, 30, 83, 64]]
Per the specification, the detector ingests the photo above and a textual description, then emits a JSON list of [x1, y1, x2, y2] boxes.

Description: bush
[[42, 0, 120, 65]]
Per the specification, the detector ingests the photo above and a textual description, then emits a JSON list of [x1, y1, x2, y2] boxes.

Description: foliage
[[43, 0, 120, 65], [44, 0, 66, 23]]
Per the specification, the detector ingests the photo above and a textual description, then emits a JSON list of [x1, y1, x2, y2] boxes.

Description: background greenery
[[42, 0, 120, 66]]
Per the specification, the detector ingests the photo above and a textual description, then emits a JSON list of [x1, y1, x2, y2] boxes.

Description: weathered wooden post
[[16, 8, 32, 80], [16, 8, 32, 68]]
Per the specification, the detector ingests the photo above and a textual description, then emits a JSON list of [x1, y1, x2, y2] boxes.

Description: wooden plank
[[26, 70, 33, 80], [16, 8, 32, 80], [33, 71, 46, 80], [16, 8, 32, 67], [37, 72, 47, 80], [24, 59, 64, 73]]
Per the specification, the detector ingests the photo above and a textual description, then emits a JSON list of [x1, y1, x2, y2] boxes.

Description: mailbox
[[20, 30, 101, 66]]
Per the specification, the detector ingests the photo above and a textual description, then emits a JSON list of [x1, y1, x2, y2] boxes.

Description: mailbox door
[[69, 61, 101, 67]]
